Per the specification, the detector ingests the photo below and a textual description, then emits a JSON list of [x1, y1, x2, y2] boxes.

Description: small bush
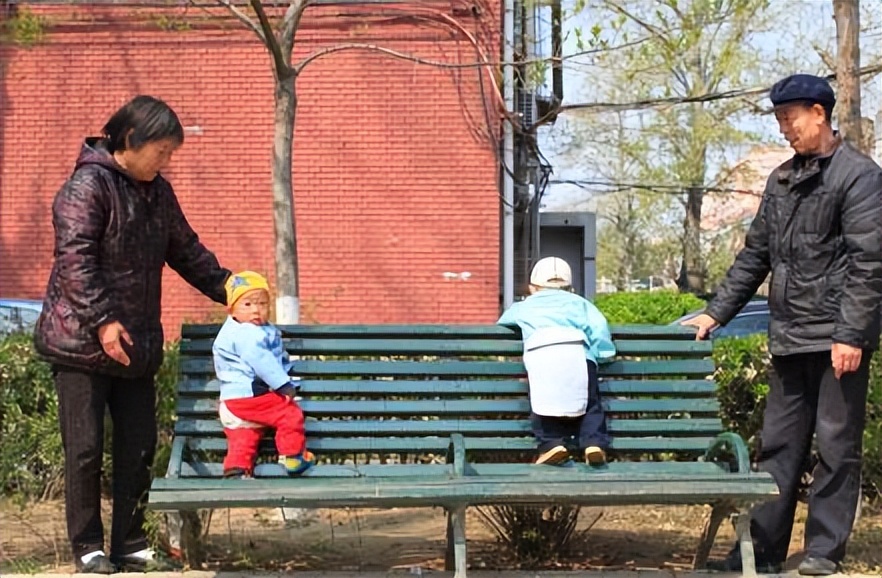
[[713, 334, 770, 445], [476, 504, 592, 567], [0, 333, 63, 501], [0, 333, 180, 500], [864, 353, 882, 501]]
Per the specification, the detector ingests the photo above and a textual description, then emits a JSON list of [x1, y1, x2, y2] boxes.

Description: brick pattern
[[0, 4, 501, 337]]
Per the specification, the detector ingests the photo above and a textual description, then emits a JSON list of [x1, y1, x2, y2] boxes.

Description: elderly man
[[684, 74, 882, 576]]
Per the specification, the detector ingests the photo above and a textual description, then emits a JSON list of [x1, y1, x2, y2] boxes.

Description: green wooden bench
[[147, 324, 778, 577]]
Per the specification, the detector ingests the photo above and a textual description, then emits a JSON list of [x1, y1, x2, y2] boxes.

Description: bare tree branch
[[707, 159, 750, 191], [215, 0, 265, 43], [604, 1, 667, 42], [291, 41, 650, 75], [814, 44, 836, 71], [295, 42, 503, 73], [279, 0, 309, 59], [250, 0, 294, 79]]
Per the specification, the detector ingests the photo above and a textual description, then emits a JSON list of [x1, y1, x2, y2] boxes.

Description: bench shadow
[[199, 507, 712, 572], [196, 504, 882, 573]]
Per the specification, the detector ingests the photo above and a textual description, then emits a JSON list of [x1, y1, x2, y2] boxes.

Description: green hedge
[[0, 332, 179, 502], [594, 290, 705, 324]]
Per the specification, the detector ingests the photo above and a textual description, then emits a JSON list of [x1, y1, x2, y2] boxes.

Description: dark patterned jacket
[[34, 139, 230, 378]]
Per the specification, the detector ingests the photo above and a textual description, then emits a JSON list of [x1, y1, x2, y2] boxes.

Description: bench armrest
[[448, 433, 466, 477], [165, 436, 188, 479], [704, 432, 750, 474]]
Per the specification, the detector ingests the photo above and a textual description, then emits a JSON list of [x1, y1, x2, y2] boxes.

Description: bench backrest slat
[[181, 324, 702, 340], [176, 397, 719, 417], [181, 358, 716, 377], [185, 435, 719, 454], [180, 338, 711, 357], [177, 378, 717, 396]]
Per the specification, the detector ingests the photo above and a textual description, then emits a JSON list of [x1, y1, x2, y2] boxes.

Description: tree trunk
[[678, 186, 704, 294], [677, 94, 708, 295], [834, 0, 861, 147], [272, 77, 300, 324]]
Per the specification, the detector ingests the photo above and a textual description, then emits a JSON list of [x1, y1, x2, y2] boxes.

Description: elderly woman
[[34, 95, 230, 573]]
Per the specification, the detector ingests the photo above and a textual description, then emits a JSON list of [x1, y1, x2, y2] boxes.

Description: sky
[[531, 0, 882, 212]]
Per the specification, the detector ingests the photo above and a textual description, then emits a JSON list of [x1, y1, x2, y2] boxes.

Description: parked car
[[0, 298, 43, 337], [670, 299, 770, 340]]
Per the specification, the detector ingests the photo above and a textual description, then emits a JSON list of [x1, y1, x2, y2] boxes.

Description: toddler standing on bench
[[497, 257, 615, 466], [212, 271, 314, 478]]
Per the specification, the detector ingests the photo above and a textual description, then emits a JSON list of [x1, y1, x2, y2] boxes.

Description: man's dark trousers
[[748, 350, 869, 565]]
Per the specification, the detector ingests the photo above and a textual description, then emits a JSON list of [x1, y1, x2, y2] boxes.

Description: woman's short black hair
[[102, 95, 184, 153]]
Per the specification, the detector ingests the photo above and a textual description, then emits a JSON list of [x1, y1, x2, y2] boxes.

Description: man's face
[[230, 289, 270, 325], [774, 102, 827, 155]]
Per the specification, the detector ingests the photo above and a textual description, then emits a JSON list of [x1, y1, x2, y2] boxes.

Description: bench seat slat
[[147, 476, 779, 511], [180, 358, 716, 377], [175, 398, 720, 417], [175, 417, 724, 437], [179, 338, 712, 357], [181, 324, 699, 340], [186, 435, 717, 454], [177, 378, 717, 396]]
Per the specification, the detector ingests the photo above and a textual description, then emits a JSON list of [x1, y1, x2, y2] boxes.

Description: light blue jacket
[[212, 316, 294, 401], [497, 289, 616, 365]]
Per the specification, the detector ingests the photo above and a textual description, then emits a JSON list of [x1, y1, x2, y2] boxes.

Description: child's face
[[230, 289, 270, 325]]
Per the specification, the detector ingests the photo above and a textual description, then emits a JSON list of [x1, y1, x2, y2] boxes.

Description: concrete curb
[[0, 568, 879, 578]]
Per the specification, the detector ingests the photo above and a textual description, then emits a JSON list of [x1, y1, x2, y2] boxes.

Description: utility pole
[[833, 0, 862, 147]]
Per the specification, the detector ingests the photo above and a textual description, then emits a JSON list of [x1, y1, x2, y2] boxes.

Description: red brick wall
[[0, 4, 501, 336]]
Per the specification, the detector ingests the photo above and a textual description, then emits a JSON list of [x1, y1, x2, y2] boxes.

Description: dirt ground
[[2, 500, 881, 575]]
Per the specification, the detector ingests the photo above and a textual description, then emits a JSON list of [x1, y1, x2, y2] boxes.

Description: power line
[[549, 179, 763, 197], [556, 63, 882, 114]]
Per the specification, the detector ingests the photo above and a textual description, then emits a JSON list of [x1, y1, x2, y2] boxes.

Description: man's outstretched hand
[[832, 343, 862, 380], [681, 313, 720, 341]]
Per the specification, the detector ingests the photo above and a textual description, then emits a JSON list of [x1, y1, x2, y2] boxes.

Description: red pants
[[221, 392, 306, 472]]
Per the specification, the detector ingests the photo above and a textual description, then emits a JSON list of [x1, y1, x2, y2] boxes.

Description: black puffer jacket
[[707, 140, 882, 355], [34, 139, 230, 378]]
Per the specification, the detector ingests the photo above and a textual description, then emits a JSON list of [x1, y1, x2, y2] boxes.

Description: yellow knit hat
[[225, 271, 270, 308]]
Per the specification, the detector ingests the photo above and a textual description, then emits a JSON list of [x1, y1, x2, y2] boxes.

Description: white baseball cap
[[530, 257, 573, 288]]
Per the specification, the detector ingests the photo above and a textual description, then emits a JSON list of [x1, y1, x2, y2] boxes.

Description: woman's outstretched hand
[[98, 321, 133, 366]]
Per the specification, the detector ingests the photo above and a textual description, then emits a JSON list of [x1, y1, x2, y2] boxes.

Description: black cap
[[769, 74, 836, 108]]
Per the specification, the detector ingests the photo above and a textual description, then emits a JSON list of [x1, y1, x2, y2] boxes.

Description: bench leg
[[445, 506, 468, 578], [166, 512, 183, 559], [180, 510, 205, 567], [693, 503, 733, 570], [734, 510, 758, 578]]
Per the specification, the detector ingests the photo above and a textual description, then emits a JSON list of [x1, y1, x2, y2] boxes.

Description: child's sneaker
[[281, 450, 316, 475], [584, 446, 607, 465], [223, 467, 253, 479], [535, 445, 570, 465]]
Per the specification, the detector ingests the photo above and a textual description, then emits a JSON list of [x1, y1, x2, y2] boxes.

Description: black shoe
[[223, 467, 253, 479], [111, 551, 183, 573], [798, 556, 839, 576], [75, 554, 116, 574], [706, 555, 782, 574]]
